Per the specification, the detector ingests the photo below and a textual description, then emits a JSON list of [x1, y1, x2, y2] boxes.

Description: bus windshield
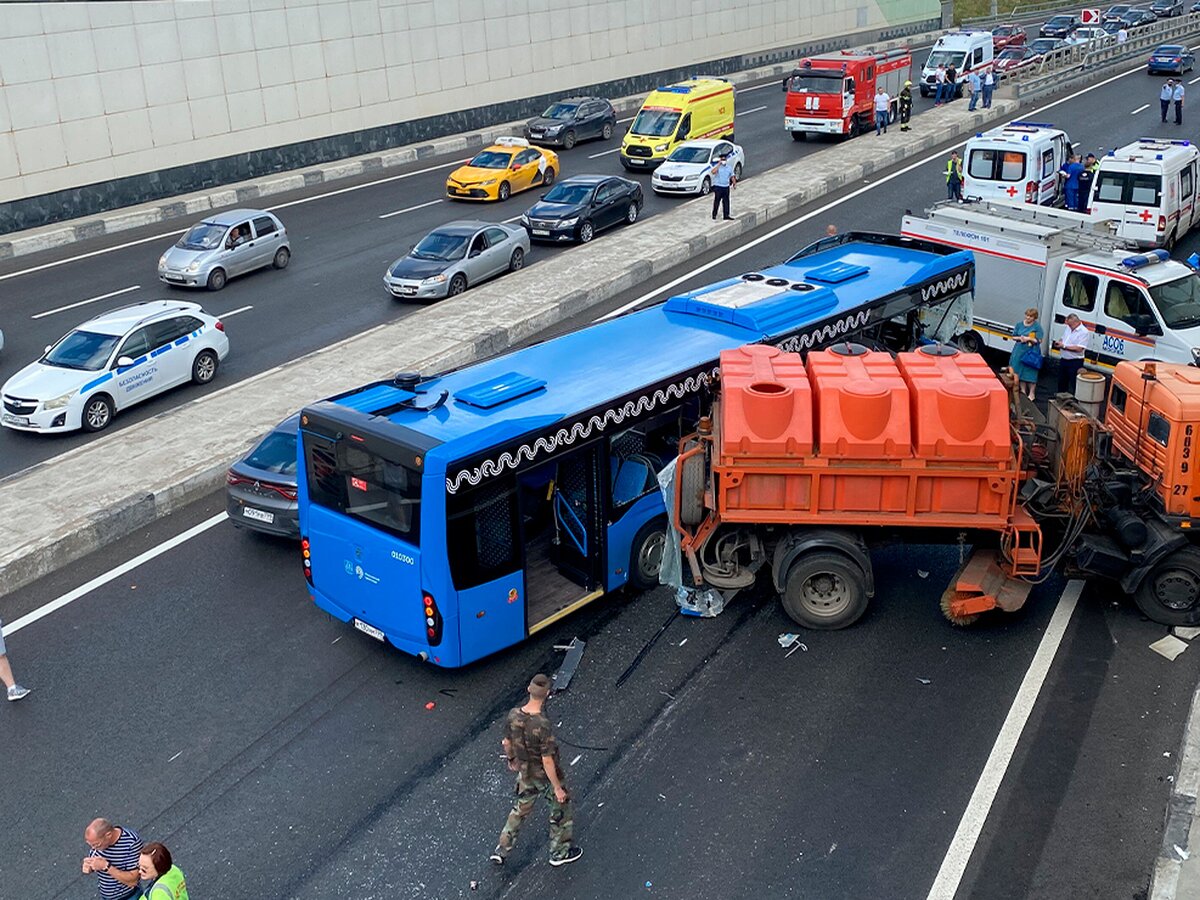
[[304, 435, 421, 541], [1149, 275, 1200, 329], [630, 108, 681, 137], [787, 72, 843, 93]]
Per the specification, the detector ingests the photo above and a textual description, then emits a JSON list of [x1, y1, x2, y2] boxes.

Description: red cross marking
[[1006, 186, 1018, 197], [1139, 209, 1154, 222]]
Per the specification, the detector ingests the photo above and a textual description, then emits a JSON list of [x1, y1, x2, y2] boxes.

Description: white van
[[964, 122, 1072, 206], [1090, 139, 1200, 250], [920, 31, 995, 97]]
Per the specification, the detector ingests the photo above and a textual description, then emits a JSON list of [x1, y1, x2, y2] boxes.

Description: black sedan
[[1151, 0, 1183, 16], [226, 414, 300, 538], [1039, 14, 1078, 37], [1102, 3, 1133, 20], [521, 175, 644, 244], [524, 97, 617, 150], [1122, 8, 1158, 26]]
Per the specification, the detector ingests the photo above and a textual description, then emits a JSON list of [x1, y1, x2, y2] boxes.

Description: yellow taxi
[[445, 137, 559, 202]]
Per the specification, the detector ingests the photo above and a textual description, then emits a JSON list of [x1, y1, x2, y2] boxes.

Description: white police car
[[1, 300, 230, 434]]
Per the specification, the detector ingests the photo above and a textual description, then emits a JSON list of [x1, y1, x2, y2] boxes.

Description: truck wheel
[[678, 448, 707, 528], [1134, 547, 1200, 626], [955, 330, 983, 354], [629, 518, 668, 592], [781, 551, 869, 630], [791, 130, 805, 142], [847, 116, 860, 138]]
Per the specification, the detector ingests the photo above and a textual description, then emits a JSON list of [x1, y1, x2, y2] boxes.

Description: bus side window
[[1062, 271, 1098, 312], [609, 412, 683, 510], [446, 477, 521, 590]]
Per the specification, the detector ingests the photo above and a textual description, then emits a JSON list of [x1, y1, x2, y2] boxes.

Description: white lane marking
[[0, 158, 471, 284], [617, 115, 634, 124], [378, 198, 443, 219], [737, 105, 769, 116], [589, 147, 622, 158], [219, 305, 254, 318], [30, 284, 141, 320], [1, 512, 227, 639], [600, 57, 1169, 320], [925, 580, 1082, 900], [1191, 75, 1200, 85], [1132, 103, 1150, 114]]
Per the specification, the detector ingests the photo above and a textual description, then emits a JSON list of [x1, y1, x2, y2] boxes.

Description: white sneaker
[[7, 684, 30, 701]]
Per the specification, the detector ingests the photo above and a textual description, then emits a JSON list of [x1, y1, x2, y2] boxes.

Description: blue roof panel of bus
[[319, 238, 970, 463]]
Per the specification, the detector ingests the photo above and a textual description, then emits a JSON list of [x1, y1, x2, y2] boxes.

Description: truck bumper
[[784, 116, 844, 135]]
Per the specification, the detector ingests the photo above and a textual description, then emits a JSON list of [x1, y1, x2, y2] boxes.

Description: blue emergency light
[[1189, 252, 1200, 270], [1009, 121, 1055, 129], [1122, 249, 1171, 270]]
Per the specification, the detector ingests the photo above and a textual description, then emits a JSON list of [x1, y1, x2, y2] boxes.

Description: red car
[[993, 45, 1037, 78], [991, 23, 1028, 52]]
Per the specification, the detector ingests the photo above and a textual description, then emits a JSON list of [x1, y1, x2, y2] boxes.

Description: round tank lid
[[917, 343, 959, 357], [844, 377, 888, 397], [939, 381, 986, 399], [829, 341, 869, 357]]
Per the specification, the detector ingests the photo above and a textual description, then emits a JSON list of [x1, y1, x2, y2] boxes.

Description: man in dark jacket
[[899, 81, 913, 131]]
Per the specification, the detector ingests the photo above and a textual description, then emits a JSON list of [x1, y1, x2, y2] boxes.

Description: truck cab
[[782, 49, 911, 140]]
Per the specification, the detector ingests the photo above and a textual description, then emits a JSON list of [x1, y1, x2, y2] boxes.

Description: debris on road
[[1150, 635, 1189, 661], [1176, 844, 1190, 861], [570, 754, 582, 766], [778, 633, 803, 648], [679, 638, 688, 647], [917, 569, 929, 579], [1174, 626, 1200, 640], [552, 637, 587, 692], [785, 641, 808, 658], [470, 880, 479, 890], [425, 701, 436, 710], [916, 677, 932, 685], [660, 690, 676, 700]]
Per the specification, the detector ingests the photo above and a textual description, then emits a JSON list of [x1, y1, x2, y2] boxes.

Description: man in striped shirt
[[83, 818, 144, 900]]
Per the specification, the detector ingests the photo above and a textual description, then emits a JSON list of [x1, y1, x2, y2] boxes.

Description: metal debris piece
[[1175, 626, 1200, 641], [1176, 844, 1190, 861], [1150, 635, 1189, 661], [570, 754, 582, 767], [778, 633, 802, 648], [552, 637, 587, 692], [916, 677, 932, 685], [917, 569, 929, 579], [786, 641, 808, 658]]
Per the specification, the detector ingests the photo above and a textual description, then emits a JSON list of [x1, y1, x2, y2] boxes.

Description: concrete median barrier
[[0, 94, 1025, 598]]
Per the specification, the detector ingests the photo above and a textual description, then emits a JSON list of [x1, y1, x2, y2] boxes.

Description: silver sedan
[[383, 221, 530, 300], [158, 208, 290, 291]]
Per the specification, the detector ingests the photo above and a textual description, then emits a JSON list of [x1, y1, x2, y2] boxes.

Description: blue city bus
[[297, 234, 974, 667]]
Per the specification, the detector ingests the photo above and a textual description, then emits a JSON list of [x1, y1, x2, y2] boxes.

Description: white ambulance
[[1090, 138, 1200, 249], [919, 31, 995, 98], [963, 122, 1072, 206]]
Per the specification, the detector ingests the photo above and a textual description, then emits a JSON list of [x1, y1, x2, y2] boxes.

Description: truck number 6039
[[1101, 334, 1126, 356]]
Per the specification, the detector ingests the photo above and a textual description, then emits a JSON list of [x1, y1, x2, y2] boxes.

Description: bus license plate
[[353, 619, 386, 641], [241, 507, 274, 523]]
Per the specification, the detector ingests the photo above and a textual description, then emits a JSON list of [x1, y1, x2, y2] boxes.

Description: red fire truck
[[782, 48, 912, 141]]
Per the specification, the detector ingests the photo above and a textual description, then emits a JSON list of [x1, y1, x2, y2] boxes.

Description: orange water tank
[[719, 345, 813, 458], [897, 346, 1011, 461], [807, 344, 912, 458]]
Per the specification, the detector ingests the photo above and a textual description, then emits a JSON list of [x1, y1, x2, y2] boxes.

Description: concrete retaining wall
[[0, 0, 941, 232]]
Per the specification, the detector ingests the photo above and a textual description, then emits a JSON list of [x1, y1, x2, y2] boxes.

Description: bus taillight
[[423, 591, 443, 646], [302, 537, 312, 585]]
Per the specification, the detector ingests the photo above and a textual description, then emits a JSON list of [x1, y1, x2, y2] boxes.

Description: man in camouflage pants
[[490, 674, 583, 867]]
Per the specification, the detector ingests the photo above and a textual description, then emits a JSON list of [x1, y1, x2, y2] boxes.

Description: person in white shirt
[[1117, 27, 1128, 44], [874, 87, 891, 135], [934, 64, 947, 105], [1173, 80, 1185, 125], [1053, 313, 1090, 393], [1162, 79, 1176, 123], [982, 69, 995, 109]]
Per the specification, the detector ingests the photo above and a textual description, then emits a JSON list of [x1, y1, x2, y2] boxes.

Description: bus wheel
[[781, 551, 869, 630], [1134, 547, 1200, 626], [629, 518, 668, 591], [955, 330, 983, 354]]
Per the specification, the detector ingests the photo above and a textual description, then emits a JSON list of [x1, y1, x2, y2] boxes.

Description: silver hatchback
[[384, 221, 530, 300], [159, 209, 290, 291]]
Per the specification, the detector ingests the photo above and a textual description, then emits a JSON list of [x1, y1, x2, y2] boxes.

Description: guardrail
[[961, 0, 1082, 28], [1004, 13, 1200, 96]]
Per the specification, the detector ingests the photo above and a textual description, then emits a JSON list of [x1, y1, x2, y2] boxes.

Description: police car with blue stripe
[[1, 300, 230, 434]]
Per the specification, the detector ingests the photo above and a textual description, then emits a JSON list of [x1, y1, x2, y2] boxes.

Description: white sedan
[[1, 299, 229, 434], [651, 139, 745, 196]]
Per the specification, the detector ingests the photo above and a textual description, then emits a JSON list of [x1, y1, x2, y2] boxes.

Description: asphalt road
[[0, 24, 1046, 479], [0, 493, 1192, 900]]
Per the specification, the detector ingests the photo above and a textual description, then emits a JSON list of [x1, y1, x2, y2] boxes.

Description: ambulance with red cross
[[963, 122, 1072, 206], [1089, 138, 1200, 250]]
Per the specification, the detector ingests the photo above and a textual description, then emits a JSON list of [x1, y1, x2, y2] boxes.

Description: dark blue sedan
[[1148, 44, 1196, 74]]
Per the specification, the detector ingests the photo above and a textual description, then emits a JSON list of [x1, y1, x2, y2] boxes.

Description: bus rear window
[[1094, 171, 1162, 206], [304, 435, 420, 541]]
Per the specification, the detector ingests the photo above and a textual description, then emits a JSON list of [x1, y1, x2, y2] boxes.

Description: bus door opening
[[521, 442, 606, 629]]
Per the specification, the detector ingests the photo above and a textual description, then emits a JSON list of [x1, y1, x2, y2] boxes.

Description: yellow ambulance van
[[620, 78, 736, 171]]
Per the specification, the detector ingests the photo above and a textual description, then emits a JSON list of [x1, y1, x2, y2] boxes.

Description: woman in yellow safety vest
[[139, 842, 189, 900]]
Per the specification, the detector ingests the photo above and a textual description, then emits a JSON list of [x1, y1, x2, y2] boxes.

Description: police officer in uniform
[[491, 674, 583, 867], [898, 80, 913, 131]]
